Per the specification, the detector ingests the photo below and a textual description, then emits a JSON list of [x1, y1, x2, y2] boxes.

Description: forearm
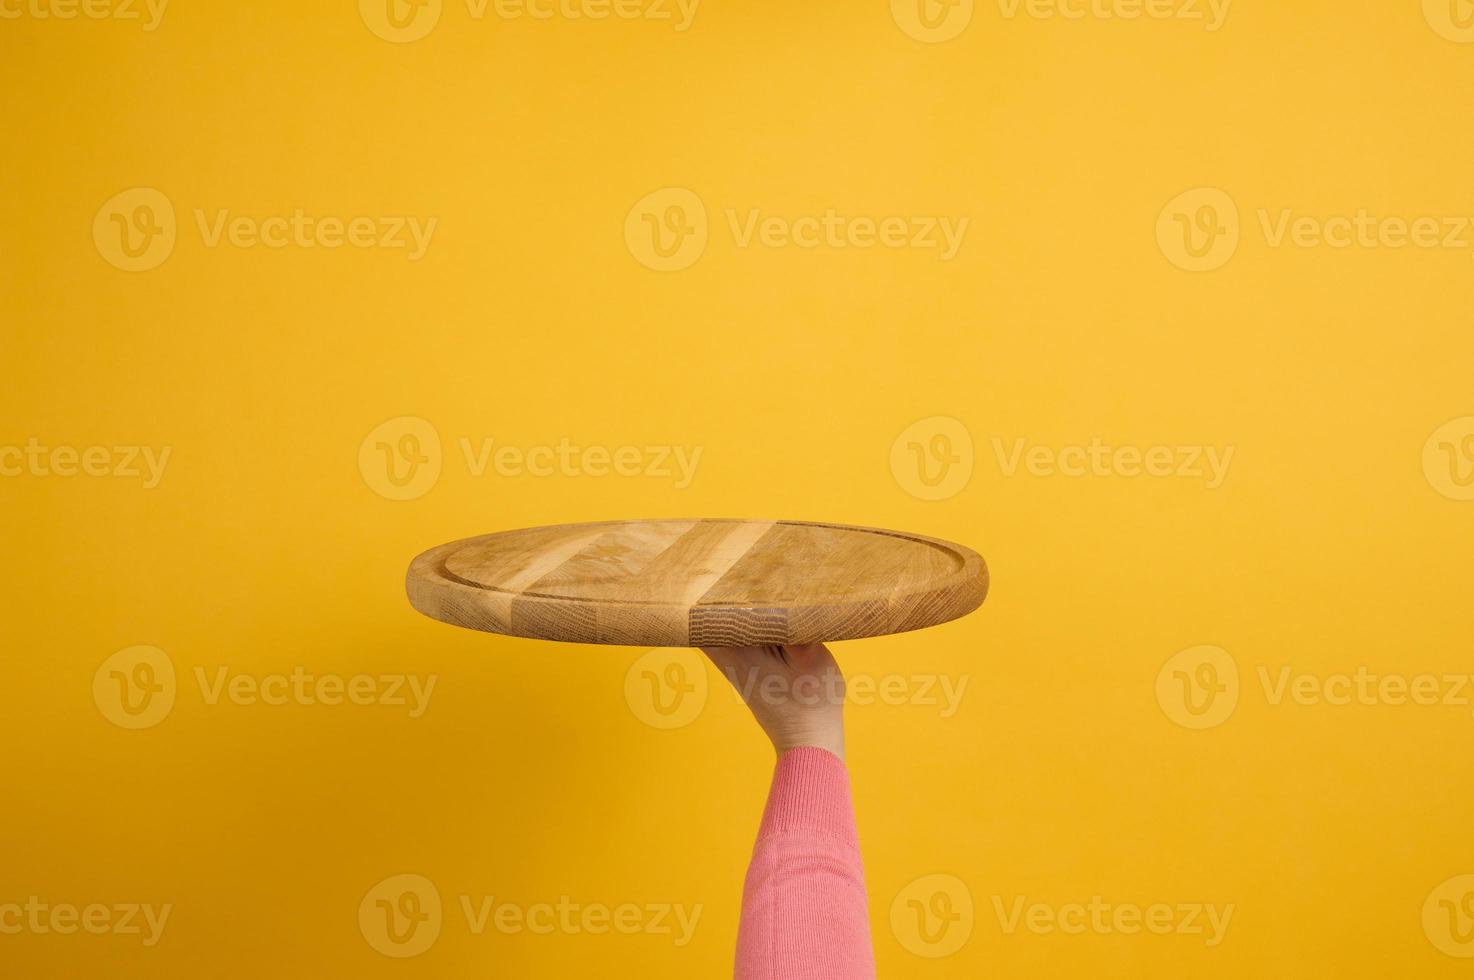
[[735, 747, 875, 980]]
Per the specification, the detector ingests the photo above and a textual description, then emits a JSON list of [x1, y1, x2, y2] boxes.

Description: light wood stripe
[[678, 520, 776, 606], [522, 521, 697, 600], [498, 528, 611, 591], [443, 526, 609, 629]]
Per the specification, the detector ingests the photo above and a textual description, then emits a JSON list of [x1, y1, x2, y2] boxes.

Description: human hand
[[701, 643, 846, 762]]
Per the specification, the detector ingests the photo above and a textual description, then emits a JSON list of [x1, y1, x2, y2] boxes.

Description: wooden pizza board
[[406, 519, 987, 647]]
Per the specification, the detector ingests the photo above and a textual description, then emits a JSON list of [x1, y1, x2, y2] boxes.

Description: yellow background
[[5, 0, 1474, 975]]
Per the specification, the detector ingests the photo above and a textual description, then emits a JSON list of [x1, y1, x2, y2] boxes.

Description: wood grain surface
[[405, 519, 988, 646]]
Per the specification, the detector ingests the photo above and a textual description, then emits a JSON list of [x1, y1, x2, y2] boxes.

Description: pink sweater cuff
[[756, 747, 858, 848]]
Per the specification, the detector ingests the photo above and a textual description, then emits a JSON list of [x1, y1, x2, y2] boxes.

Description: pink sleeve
[[734, 747, 876, 980]]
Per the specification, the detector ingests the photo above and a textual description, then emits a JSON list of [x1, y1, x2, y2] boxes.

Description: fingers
[[700, 644, 840, 690], [700, 644, 829, 663], [780, 643, 836, 673], [698, 646, 740, 676], [699, 645, 780, 660], [699, 645, 771, 677], [698, 645, 761, 662]]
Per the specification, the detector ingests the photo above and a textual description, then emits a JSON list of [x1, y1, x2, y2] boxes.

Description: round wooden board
[[405, 519, 988, 647]]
